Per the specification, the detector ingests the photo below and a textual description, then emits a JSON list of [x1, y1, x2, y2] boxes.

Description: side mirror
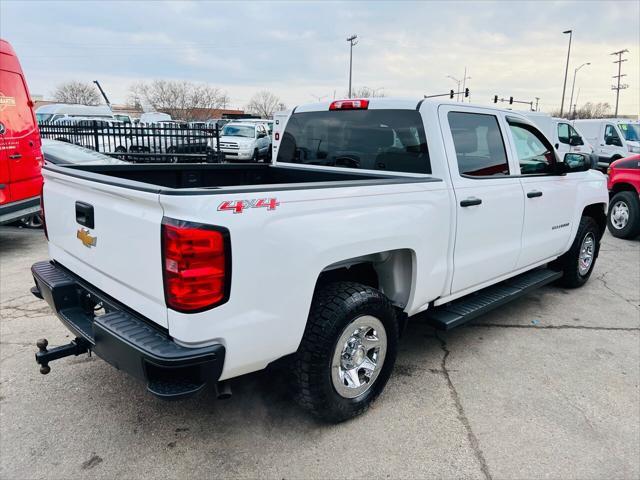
[[569, 136, 583, 146], [563, 152, 591, 172], [257, 132, 266, 139]]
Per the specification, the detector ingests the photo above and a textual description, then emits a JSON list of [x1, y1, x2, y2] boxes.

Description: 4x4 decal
[[217, 198, 279, 214]]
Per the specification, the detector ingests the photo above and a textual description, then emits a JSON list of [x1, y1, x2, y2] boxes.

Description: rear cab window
[[276, 109, 430, 174]]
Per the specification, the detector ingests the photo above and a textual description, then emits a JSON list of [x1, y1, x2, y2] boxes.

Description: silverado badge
[[77, 228, 97, 248]]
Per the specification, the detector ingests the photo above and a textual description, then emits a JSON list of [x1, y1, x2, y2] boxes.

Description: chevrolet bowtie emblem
[[77, 228, 97, 248]]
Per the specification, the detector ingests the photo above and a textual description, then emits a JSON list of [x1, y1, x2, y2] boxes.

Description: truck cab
[[573, 119, 640, 167]]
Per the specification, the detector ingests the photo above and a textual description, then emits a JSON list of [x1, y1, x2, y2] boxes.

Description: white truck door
[[602, 123, 624, 160], [439, 106, 524, 294], [504, 116, 578, 268], [556, 121, 572, 155]]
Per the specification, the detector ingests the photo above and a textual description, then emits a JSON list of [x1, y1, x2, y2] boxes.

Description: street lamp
[[569, 62, 590, 119], [559, 29, 572, 117]]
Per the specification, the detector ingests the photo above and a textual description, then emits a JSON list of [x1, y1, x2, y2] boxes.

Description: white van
[[35, 103, 115, 124], [522, 113, 596, 168], [271, 110, 290, 159], [573, 119, 640, 167]]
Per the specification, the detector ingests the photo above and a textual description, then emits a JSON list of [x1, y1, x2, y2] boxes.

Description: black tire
[[555, 216, 601, 288], [607, 191, 640, 239], [292, 281, 398, 423]]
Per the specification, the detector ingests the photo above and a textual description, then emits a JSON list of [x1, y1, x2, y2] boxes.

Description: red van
[[0, 39, 43, 225]]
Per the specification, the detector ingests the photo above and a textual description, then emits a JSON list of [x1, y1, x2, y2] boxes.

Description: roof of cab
[[293, 97, 532, 117]]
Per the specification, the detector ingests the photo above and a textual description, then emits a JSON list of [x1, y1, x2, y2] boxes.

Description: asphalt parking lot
[[0, 226, 638, 480]]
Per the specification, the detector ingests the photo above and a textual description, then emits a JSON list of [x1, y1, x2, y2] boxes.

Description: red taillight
[[161, 218, 230, 313], [40, 184, 48, 240], [329, 99, 369, 111]]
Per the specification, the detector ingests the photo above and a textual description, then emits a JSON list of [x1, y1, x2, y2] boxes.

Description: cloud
[[1, 0, 637, 115]]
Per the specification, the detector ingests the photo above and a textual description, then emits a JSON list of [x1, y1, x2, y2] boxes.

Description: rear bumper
[[31, 260, 225, 399], [0, 196, 40, 225]]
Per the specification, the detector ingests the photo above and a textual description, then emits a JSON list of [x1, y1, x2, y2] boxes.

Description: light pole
[[569, 62, 590, 119], [461, 67, 471, 103], [346, 35, 358, 98], [560, 29, 572, 117]]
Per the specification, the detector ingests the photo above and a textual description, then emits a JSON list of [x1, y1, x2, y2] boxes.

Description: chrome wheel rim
[[331, 315, 387, 399], [610, 200, 630, 230], [578, 232, 595, 276]]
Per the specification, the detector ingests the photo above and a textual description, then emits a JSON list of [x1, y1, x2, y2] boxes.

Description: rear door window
[[447, 112, 509, 177], [277, 109, 430, 174], [0, 70, 35, 139]]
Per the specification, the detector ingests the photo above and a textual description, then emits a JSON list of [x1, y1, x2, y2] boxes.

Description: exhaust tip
[[215, 381, 232, 400]]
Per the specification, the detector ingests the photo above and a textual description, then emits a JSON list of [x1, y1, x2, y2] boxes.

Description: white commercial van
[[573, 119, 640, 167], [35, 104, 115, 124]]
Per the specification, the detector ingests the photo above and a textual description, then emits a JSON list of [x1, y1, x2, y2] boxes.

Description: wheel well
[[582, 203, 607, 238], [610, 182, 637, 196], [316, 249, 414, 309]]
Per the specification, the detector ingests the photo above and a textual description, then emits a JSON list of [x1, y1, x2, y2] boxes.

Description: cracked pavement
[[1, 226, 639, 479]]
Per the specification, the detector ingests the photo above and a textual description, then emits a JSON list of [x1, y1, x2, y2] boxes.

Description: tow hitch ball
[[35, 338, 90, 375]]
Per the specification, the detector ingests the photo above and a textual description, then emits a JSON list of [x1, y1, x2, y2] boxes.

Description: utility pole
[[560, 29, 572, 117], [461, 67, 471, 103], [346, 35, 358, 98], [611, 49, 629, 117]]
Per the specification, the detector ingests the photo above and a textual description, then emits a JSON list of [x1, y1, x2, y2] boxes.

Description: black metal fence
[[38, 121, 223, 163]]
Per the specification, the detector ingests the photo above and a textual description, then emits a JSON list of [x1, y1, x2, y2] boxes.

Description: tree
[[349, 86, 386, 98], [53, 81, 101, 105], [246, 91, 285, 118], [128, 80, 230, 121], [551, 102, 612, 119]]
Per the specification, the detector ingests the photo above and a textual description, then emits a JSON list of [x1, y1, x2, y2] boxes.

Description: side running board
[[426, 268, 562, 330]]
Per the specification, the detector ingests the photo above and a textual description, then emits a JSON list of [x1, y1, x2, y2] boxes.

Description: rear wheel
[[607, 191, 640, 239], [292, 281, 398, 423], [555, 216, 601, 288]]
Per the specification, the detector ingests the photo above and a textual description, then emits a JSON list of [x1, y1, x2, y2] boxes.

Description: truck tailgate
[[43, 168, 168, 327]]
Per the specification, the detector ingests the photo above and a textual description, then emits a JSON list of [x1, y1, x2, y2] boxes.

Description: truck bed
[[43, 163, 435, 194]]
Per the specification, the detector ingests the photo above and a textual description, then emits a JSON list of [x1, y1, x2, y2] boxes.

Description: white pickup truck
[[31, 98, 607, 422]]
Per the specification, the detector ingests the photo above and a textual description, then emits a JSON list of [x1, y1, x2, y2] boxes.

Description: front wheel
[[607, 191, 640, 239], [292, 281, 398, 423], [554, 216, 601, 288]]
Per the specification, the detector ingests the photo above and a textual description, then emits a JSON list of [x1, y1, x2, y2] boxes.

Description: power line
[[611, 49, 629, 117]]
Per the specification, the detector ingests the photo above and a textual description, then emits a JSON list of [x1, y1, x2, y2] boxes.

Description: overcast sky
[[1, 0, 638, 115]]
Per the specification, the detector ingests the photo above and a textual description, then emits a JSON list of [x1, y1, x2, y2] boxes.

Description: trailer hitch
[[35, 338, 90, 374]]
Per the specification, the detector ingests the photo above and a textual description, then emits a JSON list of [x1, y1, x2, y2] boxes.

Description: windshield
[[618, 123, 640, 142], [276, 109, 430, 174], [36, 113, 53, 123], [221, 125, 255, 138]]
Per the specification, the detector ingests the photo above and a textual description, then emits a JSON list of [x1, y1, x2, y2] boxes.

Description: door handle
[[9, 153, 22, 159], [460, 197, 482, 207], [527, 191, 543, 198]]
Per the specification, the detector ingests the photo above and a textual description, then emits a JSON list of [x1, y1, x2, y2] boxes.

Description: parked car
[[35, 103, 115, 124], [522, 112, 596, 167], [573, 119, 640, 168], [0, 39, 43, 226], [209, 122, 270, 161], [607, 154, 640, 238], [41, 139, 129, 165], [31, 98, 607, 423]]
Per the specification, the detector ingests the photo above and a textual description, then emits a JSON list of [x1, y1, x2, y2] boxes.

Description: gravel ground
[[1, 226, 638, 480]]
